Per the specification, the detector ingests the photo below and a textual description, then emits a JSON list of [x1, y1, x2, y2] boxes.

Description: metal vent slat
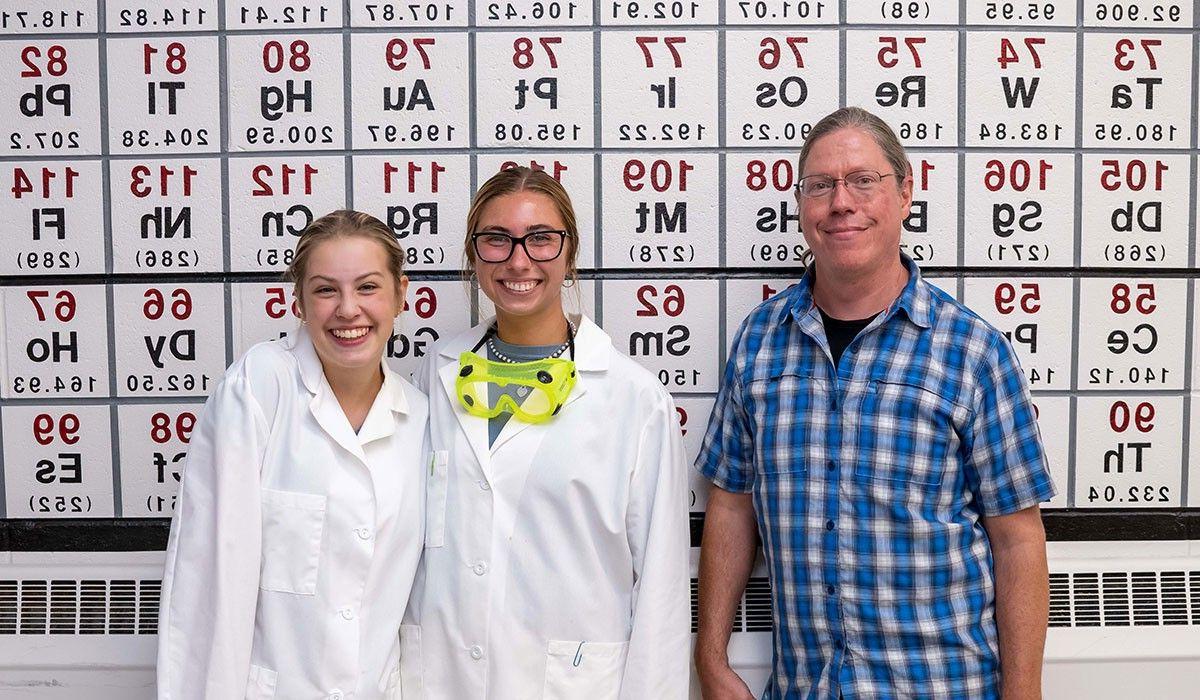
[[0, 581, 16, 634], [139, 580, 161, 635], [1048, 573, 1070, 627], [109, 581, 136, 635], [1072, 573, 1101, 627], [1160, 572, 1187, 626], [1191, 572, 1200, 626], [689, 577, 699, 634], [1101, 572, 1130, 626], [743, 577, 773, 632], [49, 580, 78, 634], [79, 580, 106, 635], [1131, 572, 1158, 626], [20, 581, 48, 634]]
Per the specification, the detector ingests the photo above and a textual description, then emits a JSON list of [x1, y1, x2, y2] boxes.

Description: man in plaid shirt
[[694, 107, 1057, 700]]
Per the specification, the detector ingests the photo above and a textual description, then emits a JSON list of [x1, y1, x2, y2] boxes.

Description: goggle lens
[[455, 351, 574, 423]]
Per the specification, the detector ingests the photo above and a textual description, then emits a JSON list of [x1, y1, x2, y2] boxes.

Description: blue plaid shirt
[[696, 256, 1055, 700]]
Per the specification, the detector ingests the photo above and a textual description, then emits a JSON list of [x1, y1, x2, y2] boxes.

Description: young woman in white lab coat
[[401, 168, 690, 699], [157, 210, 429, 700]]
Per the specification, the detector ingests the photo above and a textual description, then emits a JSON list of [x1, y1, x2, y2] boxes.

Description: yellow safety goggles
[[455, 351, 577, 423]]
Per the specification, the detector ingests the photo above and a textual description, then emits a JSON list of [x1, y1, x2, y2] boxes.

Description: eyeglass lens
[[799, 171, 887, 197], [474, 232, 565, 262]]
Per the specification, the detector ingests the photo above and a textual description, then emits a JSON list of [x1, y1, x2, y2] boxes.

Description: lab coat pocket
[[542, 640, 629, 700], [245, 664, 277, 699], [259, 488, 327, 595], [425, 451, 449, 548], [399, 624, 424, 699]]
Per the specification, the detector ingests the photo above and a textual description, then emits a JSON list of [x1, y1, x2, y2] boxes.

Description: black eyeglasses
[[795, 170, 902, 198], [471, 230, 569, 263]]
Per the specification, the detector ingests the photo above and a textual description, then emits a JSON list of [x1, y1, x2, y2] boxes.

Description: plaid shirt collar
[[788, 253, 934, 332]]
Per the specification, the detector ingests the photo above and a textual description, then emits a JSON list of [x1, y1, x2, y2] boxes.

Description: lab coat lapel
[[309, 387, 367, 461], [357, 369, 410, 445], [488, 408, 541, 455], [438, 359, 492, 476], [287, 327, 367, 462]]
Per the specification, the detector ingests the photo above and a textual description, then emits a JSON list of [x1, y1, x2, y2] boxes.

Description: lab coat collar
[[285, 327, 409, 457], [437, 315, 606, 470], [357, 369, 410, 444]]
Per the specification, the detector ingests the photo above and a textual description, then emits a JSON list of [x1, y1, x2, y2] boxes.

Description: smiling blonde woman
[[157, 210, 429, 700]]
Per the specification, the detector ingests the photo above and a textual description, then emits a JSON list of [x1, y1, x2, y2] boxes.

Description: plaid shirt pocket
[[853, 379, 970, 487], [747, 372, 824, 478]]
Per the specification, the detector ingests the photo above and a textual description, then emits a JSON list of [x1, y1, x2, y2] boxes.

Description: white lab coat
[[157, 328, 429, 700], [401, 315, 690, 700]]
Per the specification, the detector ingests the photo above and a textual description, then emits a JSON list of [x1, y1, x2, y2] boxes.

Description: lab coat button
[[328, 691, 343, 700], [469, 645, 484, 660], [339, 608, 354, 620], [478, 480, 491, 491], [472, 561, 488, 576], [356, 527, 372, 540]]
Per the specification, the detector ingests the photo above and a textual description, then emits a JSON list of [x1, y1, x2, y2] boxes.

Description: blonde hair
[[285, 209, 406, 305], [463, 167, 580, 285]]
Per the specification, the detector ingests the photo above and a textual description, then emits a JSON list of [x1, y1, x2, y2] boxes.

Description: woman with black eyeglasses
[[398, 167, 690, 699]]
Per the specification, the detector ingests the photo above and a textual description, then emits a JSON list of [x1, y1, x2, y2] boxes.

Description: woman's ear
[[293, 287, 305, 323], [395, 275, 410, 317]]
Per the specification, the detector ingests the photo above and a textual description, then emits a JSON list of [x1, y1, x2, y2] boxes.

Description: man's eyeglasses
[[471, 230, 569, 263], [795, 170, 902, 199]]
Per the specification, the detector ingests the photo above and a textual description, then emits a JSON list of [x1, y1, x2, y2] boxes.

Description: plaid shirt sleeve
[[694, 327, 755, 494], [963, 333, 1058, 515]]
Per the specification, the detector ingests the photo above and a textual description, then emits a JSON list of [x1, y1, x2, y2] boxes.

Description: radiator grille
[[688, 570, 1200, 634], [1049, 571, 1200, 628], [3, 572, 1198, 634], [0, 580, 160, 635]]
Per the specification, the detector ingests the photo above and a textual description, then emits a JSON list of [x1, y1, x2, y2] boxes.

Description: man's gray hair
[[796, 107, 910, 178]]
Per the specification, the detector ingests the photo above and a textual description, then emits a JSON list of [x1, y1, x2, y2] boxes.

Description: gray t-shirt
[[486, 337, 564, 446]]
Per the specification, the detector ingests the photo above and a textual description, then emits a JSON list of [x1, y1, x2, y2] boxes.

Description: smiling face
[[798, 127, 913, 283], [472, 190, 569, 328], [298, 235, 407, 384]]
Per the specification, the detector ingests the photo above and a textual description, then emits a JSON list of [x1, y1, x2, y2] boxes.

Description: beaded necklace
[[486, 319, 577, 363]]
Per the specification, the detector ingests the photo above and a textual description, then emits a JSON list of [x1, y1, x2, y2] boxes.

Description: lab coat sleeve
[[620, 389, 692, 700], [156, 374, 269, 699]]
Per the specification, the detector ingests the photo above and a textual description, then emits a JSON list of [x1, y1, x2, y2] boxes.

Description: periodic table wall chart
[[1, 0, 1199, 542]]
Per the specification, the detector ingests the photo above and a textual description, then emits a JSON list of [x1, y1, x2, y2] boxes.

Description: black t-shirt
[[819, 308, 877, 366]]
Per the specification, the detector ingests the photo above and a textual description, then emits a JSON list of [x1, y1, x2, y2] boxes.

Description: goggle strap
[[470, 325, 493, 353]]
